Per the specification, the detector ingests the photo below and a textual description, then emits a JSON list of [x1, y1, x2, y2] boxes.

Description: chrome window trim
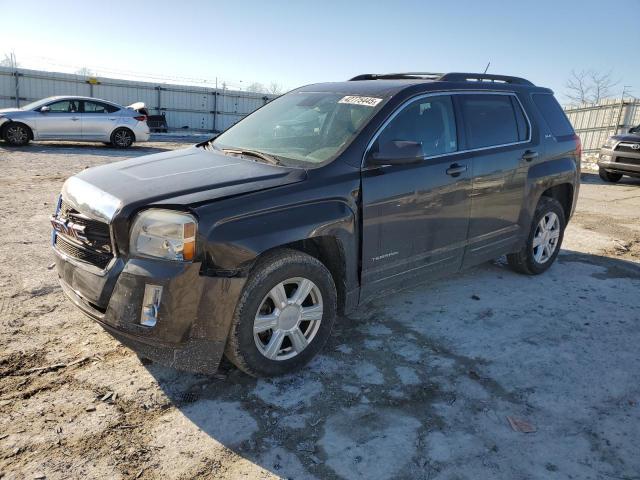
[[361, 90, 533, 168]]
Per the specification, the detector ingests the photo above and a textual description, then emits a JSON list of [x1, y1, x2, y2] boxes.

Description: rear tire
[[224, 249, 337, 377], [598, 168, 622, 183], [2, 123, 31, 146], [507, 196, 565, 275], [110, 128, 134, 148]]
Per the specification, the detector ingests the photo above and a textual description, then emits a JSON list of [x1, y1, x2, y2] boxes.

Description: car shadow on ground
[[0, 142, 177, 157], [581, 170, 640, 186], [138, 249, 640, 479]]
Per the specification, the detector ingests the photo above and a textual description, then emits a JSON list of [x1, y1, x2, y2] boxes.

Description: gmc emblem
[[50, 216, 88, 242]]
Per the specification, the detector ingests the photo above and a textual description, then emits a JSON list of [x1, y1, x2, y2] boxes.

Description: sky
[[0, 0, 638, 103]]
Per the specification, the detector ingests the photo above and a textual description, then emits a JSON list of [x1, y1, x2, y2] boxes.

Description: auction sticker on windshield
[[338, 95, 383, 107]]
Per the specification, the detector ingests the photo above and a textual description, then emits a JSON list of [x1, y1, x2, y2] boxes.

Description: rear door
[[35, 100, 82, 139], [82, 100, 121, 140], [458, 92, 536, 267], [361, 94, 472, 298]]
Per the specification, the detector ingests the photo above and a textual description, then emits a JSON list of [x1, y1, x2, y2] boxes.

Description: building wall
[[0, 66, 275, 132]]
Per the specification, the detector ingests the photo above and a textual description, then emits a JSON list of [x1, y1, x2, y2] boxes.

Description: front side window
[[212, 91, 385, 167], [84, 101, 118, 113], [374, 95, 458, 157], [47, 100, 80, 113], [459, 94, 522, 149]]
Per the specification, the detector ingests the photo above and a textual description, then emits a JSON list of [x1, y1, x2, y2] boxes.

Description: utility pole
[[11, 51, 20, 107]]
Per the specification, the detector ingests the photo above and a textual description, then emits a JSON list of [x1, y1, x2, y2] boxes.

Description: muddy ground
[[1, 140, 639, 480]]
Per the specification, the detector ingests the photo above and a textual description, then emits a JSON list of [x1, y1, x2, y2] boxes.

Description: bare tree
[[566, 69, 618, 104], [75, 67, 95, 76], [0, 51, 19, 68], [268, 82, 283, 95], [245, 82, 265, 93]]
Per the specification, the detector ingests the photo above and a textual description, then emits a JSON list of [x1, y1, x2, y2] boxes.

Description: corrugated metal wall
[[0, 66, 275, 132], [564, 99, 640, 153]]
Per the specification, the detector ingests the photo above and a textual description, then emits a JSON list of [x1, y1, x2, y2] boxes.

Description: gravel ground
[[1, 141, 639, 480]]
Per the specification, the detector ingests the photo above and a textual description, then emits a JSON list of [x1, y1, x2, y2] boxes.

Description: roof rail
[[349, 72, 443, 81], [438, 72, 534, 86], [349, 71, 535, 86]]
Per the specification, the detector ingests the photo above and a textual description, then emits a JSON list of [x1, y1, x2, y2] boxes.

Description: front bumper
[[598, 147, 640, 177], [54, 250, 246, 374]]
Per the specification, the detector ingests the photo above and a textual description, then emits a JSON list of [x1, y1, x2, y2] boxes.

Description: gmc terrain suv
[[51, 72, 581, 377], [598, 124, 640, 182]]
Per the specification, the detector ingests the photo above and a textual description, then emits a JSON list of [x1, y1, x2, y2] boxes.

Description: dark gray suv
[[51, 72, 581, 376]]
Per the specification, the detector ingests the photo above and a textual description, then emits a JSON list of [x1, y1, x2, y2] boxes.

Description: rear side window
[[458, 94, 522, 149], [532, 93, 574, 137], [84, 101, 119, 114]]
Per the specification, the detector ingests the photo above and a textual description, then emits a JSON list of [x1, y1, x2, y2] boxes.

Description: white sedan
[[0, 96, 150, 148]]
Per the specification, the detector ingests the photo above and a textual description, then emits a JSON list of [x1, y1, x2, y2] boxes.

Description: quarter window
[[459, 94, 523, 149], [375, 95, 458, 157], [532, 93, 574, 137]]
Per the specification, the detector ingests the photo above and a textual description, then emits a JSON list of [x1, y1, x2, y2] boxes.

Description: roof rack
[[349, 72, 534, 86]]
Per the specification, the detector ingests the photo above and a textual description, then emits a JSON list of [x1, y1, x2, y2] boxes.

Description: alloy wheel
[[253, 277, 323, 361], [114, 130, 133, 147], [6, 125, 28, 144], [532, 212, 560, 264]]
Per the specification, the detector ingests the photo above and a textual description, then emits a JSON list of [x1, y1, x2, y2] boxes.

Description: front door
[[35, 99, 82, 139], [361, 94, 472, 299]]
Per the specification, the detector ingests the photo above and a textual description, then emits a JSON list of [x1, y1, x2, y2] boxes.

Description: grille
[[54, 200, 114, 269], [616, 157, 640, 166], [615, 143, 640, 154], [55, 235, 112, 269]]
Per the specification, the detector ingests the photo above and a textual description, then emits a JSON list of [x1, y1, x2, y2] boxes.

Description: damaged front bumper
[[54, 251, 245, 374]]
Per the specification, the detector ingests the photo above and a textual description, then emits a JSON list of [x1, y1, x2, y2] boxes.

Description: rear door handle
[[71, 117, 80, 121], [446, 163, 467, 177], [522, 150, 539, 162]]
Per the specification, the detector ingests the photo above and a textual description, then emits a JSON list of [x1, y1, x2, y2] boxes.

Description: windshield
[[20, 98, 53, 111], [212, 91, 385, 167]]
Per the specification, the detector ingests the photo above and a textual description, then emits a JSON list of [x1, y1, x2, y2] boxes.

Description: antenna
[[483, 62, 490, 74]]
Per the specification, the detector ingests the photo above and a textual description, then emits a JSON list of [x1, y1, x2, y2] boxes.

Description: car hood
[[62, 146, 307, 222], [0, 108, 22, 114], [612, 133, 640, 143]]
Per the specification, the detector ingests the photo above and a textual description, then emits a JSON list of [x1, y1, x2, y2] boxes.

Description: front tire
[[2, 123, 31, 146], [507, 196, 565, 275], [110, 128, 134, 148], [225, 249, 337, 377], [598, 168, 622, 183]]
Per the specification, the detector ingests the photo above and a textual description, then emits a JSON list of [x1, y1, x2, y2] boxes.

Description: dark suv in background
[[598, 124, 640, 182], [51, 72, 581, 377]]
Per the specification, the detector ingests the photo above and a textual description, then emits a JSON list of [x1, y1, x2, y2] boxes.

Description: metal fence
[[564, 99, 640, 154], [0, 66, 275, 132]]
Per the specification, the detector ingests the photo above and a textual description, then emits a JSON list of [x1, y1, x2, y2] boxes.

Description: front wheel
[[599, 168, 622, 183], [110, 128, 134, 148], [507, 196, 566, 275], [224, 249, 337, 377], [3, 123, 31, 146]]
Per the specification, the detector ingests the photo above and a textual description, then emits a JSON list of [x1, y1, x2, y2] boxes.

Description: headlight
[[130, 209, 197, 261], [603, 138, 616, 149]]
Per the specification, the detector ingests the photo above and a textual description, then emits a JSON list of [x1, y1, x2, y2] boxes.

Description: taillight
[[574, 133, 582, 160], [134, 115, 147, 122]]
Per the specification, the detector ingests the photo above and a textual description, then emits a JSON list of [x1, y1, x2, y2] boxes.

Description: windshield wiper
[[221, 148, 281, 165]]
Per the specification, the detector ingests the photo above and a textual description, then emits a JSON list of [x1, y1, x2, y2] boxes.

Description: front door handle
[[522, 150, 539, 162], [446, 163, 467, 177], [70, 117, 80, 121]]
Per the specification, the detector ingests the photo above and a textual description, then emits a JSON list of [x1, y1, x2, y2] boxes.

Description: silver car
[[0, 96, 150, 148]]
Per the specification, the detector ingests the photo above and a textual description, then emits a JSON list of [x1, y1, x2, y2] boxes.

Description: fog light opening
[[140, 284, 163, 327]]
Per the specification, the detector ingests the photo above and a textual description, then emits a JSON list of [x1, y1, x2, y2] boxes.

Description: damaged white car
[[0, 96, 150, 148]]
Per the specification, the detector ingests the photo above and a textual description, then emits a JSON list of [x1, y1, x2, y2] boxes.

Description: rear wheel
[[225, 249, 337, 377], [507, 196, 565, 275], [598, 168, 622, 183], [110, 128, 134, 148], [2, 123, 31, 146]]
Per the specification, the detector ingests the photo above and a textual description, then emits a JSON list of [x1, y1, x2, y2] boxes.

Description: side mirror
[[367, 140, 424, 166], [40, 105, 50, 113]]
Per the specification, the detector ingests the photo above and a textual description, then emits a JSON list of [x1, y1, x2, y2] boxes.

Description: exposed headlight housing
[[603, 138, 616, 149], [130, 209, 197, 261]]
